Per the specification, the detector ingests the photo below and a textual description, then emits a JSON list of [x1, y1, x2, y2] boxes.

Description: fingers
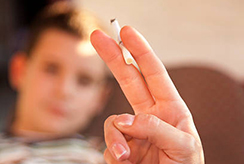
[[91, 30, 155, 113], [104, 113, 203, 163], [104, 114, 151, 163], [114, 114, 200, 152], [104, 115, 130, 161], [120, 26, 181, 102]]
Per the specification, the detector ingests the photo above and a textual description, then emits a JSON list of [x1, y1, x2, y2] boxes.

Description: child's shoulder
[[0, 133, 105, 164], [0, 133, 30, 163]]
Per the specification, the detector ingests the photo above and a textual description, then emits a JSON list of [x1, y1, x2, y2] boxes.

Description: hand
[[91, 26, 204, 164]]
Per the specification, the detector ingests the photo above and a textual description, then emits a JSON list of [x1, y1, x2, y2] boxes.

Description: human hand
[[90, 26, 204, 164]]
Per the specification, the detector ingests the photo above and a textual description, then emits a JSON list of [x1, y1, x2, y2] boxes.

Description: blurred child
[[1, 2, 109, 163]]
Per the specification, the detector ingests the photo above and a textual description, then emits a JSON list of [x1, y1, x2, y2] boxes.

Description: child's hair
[[25, 1, 103, 56]]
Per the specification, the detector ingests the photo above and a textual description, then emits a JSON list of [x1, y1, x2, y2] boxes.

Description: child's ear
[[9, 52, 28, 91]]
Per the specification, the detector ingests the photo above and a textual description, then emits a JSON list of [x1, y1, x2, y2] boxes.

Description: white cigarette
[[110, 19, 140, 71]]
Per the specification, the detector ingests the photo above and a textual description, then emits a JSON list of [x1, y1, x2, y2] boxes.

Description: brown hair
[[25, 1, 103, 56]]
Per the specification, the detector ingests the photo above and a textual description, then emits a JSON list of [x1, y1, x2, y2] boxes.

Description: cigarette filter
[[110, 19, 140, 71]]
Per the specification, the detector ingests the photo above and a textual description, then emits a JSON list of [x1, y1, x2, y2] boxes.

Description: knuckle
[[146, 69, 163, 80], [106, 52, 121, 64], [183, 134, 200, 153], [179, 108, 193, 120], [145, 114, 160, 128], [136, 114, 160, 142], [183, 111, 193, 119], [137, 113, 159, 127], [136, 50, 153, 60], [104, 115, 117, 128], [118, 75, 140, 87]]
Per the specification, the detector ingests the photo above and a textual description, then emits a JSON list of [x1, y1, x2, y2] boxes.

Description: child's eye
[[44, 63, 59, 75], [77, 75, 93, 86]]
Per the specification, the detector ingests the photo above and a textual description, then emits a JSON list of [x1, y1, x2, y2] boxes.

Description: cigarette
[[110, 19, 140, 71]]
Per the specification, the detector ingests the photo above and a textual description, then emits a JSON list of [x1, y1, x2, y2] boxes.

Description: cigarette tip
[[110, 18, 116, 23]]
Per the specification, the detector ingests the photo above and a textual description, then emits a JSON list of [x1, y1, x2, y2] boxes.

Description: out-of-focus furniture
[[84, 66, 244, 164], [1, 65, 244, 163], [168, 66, 244, 164]]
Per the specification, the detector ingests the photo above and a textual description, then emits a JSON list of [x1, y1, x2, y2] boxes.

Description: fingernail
[[112, 143, 127, 160], [116, 114, 135, 127]]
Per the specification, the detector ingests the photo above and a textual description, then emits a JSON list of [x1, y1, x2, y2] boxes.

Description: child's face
[[13, 28, 107, 136]]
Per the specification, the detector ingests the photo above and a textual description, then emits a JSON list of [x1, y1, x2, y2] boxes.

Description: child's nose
[[55, 76, 75, 100]]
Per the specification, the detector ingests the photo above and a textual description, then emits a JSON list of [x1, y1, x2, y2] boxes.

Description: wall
[[75, 0, 244, 81]]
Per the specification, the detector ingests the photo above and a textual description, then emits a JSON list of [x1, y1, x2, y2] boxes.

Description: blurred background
[[0, 0, 244, 163], [1, 0, 244, 82], [76, 0, 244, 81]]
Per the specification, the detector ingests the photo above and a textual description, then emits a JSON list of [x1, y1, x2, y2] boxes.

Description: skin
[[10, 28, 108, 139], [91, 26, 204, 163]]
